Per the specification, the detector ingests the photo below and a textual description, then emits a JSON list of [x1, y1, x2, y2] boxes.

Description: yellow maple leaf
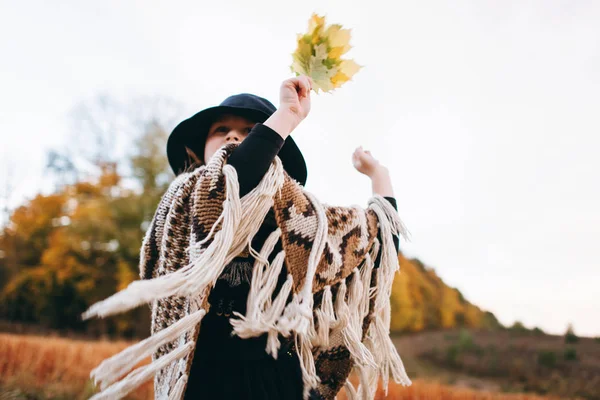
[[291, 35, 313, 75], [330, 60, 362, 89], [290, 13, 361, 93], [308, 14, 326, 36], [326, 24, 352, 53], [328, 46, 345, 59], [339, 59, 360, 78], [331, 70, 350, 86]]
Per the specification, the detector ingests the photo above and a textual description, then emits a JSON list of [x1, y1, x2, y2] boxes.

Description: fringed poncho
[[82, 143, 412, 400]]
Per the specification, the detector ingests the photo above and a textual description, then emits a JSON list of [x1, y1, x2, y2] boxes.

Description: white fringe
[[371, 316, 412, 392], [365, 197, 412, 392], [82, 153, 285, 321], [84, 146, 286, 400], [88, 341, 194, 400], [288, 190, 328, 398], [292, 192, 412, 399], [313, 285, 335, 347], [168, 373, 188, 400], [334, 279, 349, 329], [359, 253, 375, 320], [222, 157, 285, 265], [278, 190, 328, 333], [82, 165, 242, 320], [85, 147, 412, 400], [230, 248, 293, 358], [356, 364, 378, 400], [344, 378, 359, 400], [368, 197, 401, 314], [230, 229, 280, 335], [298, 334, 320, 400], [91, 309, 206, 390], [232, 187, 328, 398], [368, 194, 410, 242], [341, 269, 376, 369], [265, 274, 294, 357]]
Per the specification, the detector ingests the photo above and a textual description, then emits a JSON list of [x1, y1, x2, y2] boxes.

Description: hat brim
[[167, 105, 308, 186]]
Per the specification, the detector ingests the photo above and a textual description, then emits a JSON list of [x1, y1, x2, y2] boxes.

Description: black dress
[[183, 124, 398, 399]]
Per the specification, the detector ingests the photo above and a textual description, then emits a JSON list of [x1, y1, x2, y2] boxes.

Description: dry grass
[[340, 377, 559, 400], [0, 333, 558, 400], [0, 333, 152, 399]]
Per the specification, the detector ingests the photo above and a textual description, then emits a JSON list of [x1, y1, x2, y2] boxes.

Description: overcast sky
[[1, 0, 599, 336]]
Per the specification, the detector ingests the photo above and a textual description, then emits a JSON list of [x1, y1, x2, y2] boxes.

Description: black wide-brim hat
[[167, 93, 307, 186]]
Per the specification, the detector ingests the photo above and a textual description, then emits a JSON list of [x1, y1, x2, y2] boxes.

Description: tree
[[565, 323, 579, 344], [0, 94, 180, 338], [389, 253, 501, 333], [0, 155, 21, 290], [46, 93, 181, 191], [509, 321, 529, 333]]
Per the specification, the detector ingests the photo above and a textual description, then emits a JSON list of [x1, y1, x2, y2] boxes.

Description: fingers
[[286, 76, 313, 98], [351, 151, 361, 169], [355, 146, 374, 157], [354, 146, 378, 166], [353, 146, 383, 176], [297, 75, 312, 97], [302, 76, 313, 92]]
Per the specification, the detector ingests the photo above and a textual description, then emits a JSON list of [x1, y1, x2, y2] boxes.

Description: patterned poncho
[[82, 143, 412, 400]]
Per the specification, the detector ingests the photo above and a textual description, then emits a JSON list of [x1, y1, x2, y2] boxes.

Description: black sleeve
[[383, 196, 400, 254], [373, 196, 400, 269], [227, 123, 285, 197]]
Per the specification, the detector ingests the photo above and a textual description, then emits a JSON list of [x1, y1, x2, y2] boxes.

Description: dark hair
[[182, 146, 204, 173]]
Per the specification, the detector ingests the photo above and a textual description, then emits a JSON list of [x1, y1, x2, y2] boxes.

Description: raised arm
[[227, 123, 284, 197], [228, 76, 313, 197], [352, 147, 400, 257]]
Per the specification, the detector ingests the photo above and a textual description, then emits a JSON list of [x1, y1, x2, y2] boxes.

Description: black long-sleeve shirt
[[184, 123, 400, 400]]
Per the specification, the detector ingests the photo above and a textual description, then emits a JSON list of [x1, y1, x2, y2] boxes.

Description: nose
[[225, 130, 242, 143]]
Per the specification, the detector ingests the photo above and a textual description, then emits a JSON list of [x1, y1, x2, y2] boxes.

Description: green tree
[[509, 321, 528, 332]]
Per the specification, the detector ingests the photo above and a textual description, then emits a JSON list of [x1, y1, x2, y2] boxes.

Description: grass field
[[0, 332, 565, 400], [393, 330, 599, 399], [0, 333, 151, 400]]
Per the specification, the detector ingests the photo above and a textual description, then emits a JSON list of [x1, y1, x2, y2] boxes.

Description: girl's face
[[203, 114, 256, 163]]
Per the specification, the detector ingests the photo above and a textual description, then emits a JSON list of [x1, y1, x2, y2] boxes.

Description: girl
[[164, 76, 400, 399]]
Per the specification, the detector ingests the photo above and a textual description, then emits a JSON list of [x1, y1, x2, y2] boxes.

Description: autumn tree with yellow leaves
[[0, 97, 177, 337]]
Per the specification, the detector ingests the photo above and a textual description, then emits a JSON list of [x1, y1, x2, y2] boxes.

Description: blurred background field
[[0, 331, 573, 400], [2, 1, 600, 399], [1, 311, 598, 398]]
